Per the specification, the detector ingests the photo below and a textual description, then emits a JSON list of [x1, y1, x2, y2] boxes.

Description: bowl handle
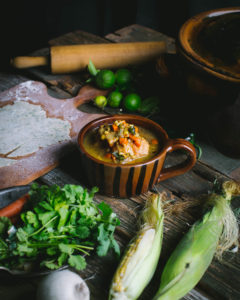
[[157, 138, 196, 183]]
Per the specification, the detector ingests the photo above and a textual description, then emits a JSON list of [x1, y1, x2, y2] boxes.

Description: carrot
[[105, 153, 112, 159], [129, 134, 141, 147], [119, 137, 128, 145], [134, 126, 139, 133], [134, 138, 141, 147], [129, 134, 135, 140], [0, 193, 30, 218], [151, 139, 159, 145], [112, 124, 118, 132]]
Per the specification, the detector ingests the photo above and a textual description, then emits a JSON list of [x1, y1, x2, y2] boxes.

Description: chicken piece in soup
[[83, 120, 161, 164]]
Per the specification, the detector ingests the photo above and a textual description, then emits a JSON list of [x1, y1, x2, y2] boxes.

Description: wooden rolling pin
[[11, 41, 166, 74]]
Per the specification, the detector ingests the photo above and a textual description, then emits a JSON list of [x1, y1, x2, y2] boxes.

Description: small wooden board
[[0, 80, 106, 189]]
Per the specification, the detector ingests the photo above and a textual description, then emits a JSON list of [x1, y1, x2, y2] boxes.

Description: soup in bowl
[[83, 119, 161, 165], [78, 115, 196, 197]]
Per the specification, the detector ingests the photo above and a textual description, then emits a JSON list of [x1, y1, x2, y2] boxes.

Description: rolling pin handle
[[11, 56, 48, 69]]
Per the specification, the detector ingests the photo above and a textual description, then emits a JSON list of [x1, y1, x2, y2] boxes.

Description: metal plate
[[0, 185, 31, 209]]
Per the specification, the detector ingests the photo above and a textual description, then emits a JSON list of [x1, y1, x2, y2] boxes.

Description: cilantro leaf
[[17, 244, 37, 256], [76, 226, 90, 239], [38, 211, 57, 227], [58, 243, 74, 255], [47, 247, 57, 256], [58, 252, 68, 266], [98, 202, 112, 220], [97, 239, 111, 257], [25, 211, 39, 228], [63, 184, 84, 203], [68, 255, 86, 270], [0, 217, 12, 236], [41, 260, 59, 270], [16, 228, 29, 242], [97, 223, 111, 256], [110, 236, 120, 256], [38, 201, 53, 211], [57, 206, 69, 231]]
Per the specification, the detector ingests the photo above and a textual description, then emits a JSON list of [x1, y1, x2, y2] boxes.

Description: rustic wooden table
[[0, 24, 240, 300]]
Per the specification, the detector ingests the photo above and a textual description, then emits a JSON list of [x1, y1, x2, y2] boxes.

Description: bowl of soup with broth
[[78, 115, 196, 197]]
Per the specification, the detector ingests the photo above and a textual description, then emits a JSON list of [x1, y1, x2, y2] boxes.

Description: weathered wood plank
[[105, 24, 176, 54], [0, 72, 29, 92], [49, 30, 109, 46], [198, 140, 240, 181]]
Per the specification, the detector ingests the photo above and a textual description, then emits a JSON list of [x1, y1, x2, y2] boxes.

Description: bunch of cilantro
[[0, 183, 120, 271]]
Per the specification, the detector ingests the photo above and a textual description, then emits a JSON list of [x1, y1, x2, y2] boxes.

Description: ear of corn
[[109, 193, 164, 300], [153, 181, 239, 300]]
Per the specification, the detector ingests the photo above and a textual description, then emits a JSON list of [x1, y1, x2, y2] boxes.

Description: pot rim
[[77, 114, 169, 168], [178, 7, 240, 83]]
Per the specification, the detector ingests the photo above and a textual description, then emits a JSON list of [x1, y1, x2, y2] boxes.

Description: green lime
[[123, 93, 142, 111], [108, 91, 123, 108], [95, 70, 115, 89], [115, 69, 132, 86], [94, 95, 107, 108]]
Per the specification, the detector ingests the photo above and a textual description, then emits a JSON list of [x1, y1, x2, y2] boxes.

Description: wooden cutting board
[[0, 80, 107, 189]]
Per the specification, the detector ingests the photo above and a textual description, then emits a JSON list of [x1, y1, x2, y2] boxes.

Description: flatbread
[[0, 101, 71, 165], [0, 157, 17, 167]]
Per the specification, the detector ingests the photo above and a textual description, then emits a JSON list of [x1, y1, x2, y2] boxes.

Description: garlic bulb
[[36, 269, 90, 300]]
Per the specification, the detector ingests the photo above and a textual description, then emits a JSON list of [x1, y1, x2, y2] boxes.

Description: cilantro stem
[[27, 242, 94, 252], [0, 238, 7, 248], [27, 243, 59, 247], [28, 216, 58, 237], [49, 235, 68, 239], [69, 244, 94, 256], [73, 245, 94, 250], [72, 247, 91, 256]]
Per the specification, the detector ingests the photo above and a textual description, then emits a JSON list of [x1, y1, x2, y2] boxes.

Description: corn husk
[[109, 193, 164, 300], [153, 181, 239, 300]]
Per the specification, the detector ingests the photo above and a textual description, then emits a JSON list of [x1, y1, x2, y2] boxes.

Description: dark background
[[1, 0, 240, 63]]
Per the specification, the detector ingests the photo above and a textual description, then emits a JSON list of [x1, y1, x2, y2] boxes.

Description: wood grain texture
[[105, 24, 176, 54]]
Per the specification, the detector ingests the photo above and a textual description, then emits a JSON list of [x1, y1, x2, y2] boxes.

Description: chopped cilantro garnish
[[112, 151, 125, 161], [129, 125, 136, 135]]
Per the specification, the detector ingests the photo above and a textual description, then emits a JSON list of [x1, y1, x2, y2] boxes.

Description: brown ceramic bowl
[[156, 7, 240, 109], [78, 115, 196, 197], [156, 6, 240, 107], [178, 7, 240, 84]]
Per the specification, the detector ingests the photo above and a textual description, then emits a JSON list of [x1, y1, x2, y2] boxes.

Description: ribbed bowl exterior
[[80, 152, 165, 197]]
